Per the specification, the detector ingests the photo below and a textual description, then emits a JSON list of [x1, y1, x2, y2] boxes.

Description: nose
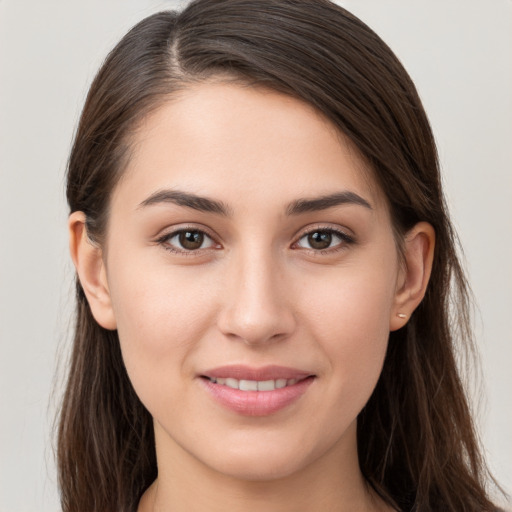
[[216, 249, 296, 345]]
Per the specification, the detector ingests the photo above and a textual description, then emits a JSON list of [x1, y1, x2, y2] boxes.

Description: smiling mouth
[[202, 376, 310, 391], [199, 365, 316, 415], [200, 366, 316, 415]]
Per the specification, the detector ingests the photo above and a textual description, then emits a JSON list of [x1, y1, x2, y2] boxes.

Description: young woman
[[58, 0, 502, 510]]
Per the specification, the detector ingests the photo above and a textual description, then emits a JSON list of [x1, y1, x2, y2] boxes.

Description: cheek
[[106, 258, 220, 404], [109, 250, 220, 342], [300, 261, 396, 407]]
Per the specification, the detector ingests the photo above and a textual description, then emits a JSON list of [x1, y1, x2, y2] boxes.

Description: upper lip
[[200, 365, 314, 381]]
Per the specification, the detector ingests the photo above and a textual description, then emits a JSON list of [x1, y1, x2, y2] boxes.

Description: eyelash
[[155, 226, 219, 256], [293, 226, 355, 254], [155, 225, 355, 256]]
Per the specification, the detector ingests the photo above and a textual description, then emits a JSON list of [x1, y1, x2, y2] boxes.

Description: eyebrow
[[138, 189, 232, 216], [286, 191, 372, 215], [138, 189, 372, 216]]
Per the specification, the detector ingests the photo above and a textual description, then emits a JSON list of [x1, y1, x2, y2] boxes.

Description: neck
[[139, 422, 389, 512]]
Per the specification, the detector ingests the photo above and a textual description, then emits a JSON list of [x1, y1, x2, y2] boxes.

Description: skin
[[70, 82, 434, 512]]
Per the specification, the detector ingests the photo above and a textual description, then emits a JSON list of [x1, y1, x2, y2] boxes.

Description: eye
[[160, 229, 218, 252], [295, 228, 353, 251]]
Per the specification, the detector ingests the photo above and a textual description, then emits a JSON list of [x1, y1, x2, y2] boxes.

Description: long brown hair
[[59, 1, 499, 510]]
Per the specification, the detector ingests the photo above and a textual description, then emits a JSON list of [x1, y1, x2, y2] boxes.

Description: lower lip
[[201, 377, 315, 416]]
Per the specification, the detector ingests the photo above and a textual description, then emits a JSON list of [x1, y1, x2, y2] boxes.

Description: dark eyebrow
[[286, 191, 373, 215], [138, 189, 232, 216]]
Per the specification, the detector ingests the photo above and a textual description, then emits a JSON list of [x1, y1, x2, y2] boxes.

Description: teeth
[[225, 378, 238, 389], [208, 377, 302, 391], [275, 379, 287, 389], [257, 380, 275, 391], [239, 379, 258, 391]]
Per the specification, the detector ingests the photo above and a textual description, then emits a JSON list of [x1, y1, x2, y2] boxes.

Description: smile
[[200, 366, 315, 416], [205, 377, 301, 391]]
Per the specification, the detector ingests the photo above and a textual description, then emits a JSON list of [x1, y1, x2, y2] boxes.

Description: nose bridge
[[217, 242, 295, 345]]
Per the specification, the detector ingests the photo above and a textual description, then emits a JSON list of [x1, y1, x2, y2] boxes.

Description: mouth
[[201, 375, 310, 391], [199, 365, 316, 416]]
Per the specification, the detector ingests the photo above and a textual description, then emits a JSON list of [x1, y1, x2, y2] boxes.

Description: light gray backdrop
[[0, 1, 510, 510]]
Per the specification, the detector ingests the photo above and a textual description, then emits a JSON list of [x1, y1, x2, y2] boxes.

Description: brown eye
[[296, 229, 352, 252], [179, 230, 205, 250], [307, 231, 332, 250], [163, 229, 216, 252]]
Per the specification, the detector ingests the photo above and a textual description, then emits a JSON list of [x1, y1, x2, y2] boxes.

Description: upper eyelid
[[293, 224, 354, 242], [156, 224, 219, 242], [154, 223, 354, 249]]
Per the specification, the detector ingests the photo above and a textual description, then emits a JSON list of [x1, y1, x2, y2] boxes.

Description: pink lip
[[202, 365, 311, 381], [199, 365, 315, 417]]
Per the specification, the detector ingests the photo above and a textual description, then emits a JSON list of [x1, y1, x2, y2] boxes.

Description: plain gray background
[[0, 1, 510, 510]]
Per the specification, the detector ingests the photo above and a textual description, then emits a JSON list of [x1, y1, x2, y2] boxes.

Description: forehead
[[114, 82, 384, 213]]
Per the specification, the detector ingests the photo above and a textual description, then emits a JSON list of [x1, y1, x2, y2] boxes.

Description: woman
[[58, 0, 501, 510]]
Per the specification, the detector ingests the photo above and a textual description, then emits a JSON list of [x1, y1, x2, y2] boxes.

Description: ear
[[390, 222, 435, 331], [68, 211, 117, 330]]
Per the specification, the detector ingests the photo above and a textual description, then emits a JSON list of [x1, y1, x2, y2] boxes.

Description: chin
[[196, 431, 327, 483], [209, 452, 308, 482]]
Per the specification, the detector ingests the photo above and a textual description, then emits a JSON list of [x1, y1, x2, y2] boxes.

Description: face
[[101, 82, 404, 481]]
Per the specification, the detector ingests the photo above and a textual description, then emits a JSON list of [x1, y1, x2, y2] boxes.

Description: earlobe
[[390, 222, 435, 331], [68, 211, 117, 330]]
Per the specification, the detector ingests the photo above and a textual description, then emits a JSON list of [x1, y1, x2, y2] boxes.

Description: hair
[[59, 1, 500, 511]]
